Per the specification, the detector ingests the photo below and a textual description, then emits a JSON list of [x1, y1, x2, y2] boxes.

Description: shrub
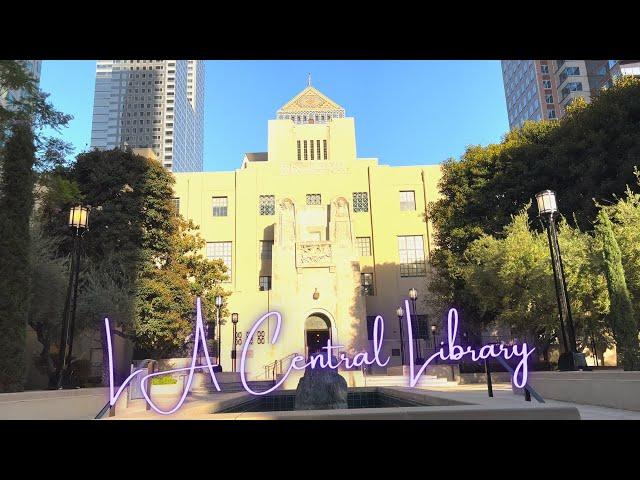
[[151, 374, 177, 385]]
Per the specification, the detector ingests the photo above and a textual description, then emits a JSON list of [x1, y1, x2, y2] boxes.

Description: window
[[541, 65, 549, 74], [353, 192, 369, 213], [297, 140, 301, 161], [306, 193, 321, 205], [310, 140, 315, 160], [398, 235, 426, 277], [411, 315, 429, 340], [259, 195, 275, 215], [543, 80, 552, 89], [259, 276, 272, 291], [548, 109, 556, 119], [559, 66, 581, 83], [206, 242, 232, 281], [366, 316, 377, 340], [561, 82, 583, 99], [400, 191, 416, 211], [361, 273, 374, 296], [356, 237, 371, 256], [316, 140, 321, 160], [545, 94, 554, 104], [212, 196, 228, 216], [171, 197, 180, 214], [304, 140, 308, 161], [260, 240, 273, 260]]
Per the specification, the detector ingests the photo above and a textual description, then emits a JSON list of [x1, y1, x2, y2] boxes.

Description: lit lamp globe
[[215, 295, 224, 308], [431, 324, 437, 334], [231, 313, 239, 324], [535, 190, 558, 217], [69, 205, 90, 231], [408, 288, 418, 301], [396, 306, 404, 318]]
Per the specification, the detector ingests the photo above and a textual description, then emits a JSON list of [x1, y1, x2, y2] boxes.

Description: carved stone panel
[[296, 241, 333, 268], [280, 161, 349, 176]]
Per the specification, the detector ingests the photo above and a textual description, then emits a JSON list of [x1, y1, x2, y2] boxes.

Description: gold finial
[[307, 73, 312, 87]]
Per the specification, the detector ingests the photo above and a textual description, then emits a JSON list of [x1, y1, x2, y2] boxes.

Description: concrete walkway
[[420, 383, 640, 420]]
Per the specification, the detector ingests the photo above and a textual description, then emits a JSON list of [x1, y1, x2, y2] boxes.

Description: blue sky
[[40, 60, 509, 171]]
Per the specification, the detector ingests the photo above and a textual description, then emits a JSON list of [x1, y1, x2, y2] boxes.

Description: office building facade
[[501, 60, 559, 130], [90, 60, 204, 172]]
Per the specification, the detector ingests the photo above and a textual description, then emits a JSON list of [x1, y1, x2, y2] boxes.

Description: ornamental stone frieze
[[280, 161, 350, 175], [296, 241, 333, 268]]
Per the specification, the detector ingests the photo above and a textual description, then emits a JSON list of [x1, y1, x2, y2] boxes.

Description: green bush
[[151, 374, 178, 385]]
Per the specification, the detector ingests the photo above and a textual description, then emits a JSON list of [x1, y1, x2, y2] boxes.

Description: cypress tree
[[596, 209, 639, 370], [0, 122, 36, 391]]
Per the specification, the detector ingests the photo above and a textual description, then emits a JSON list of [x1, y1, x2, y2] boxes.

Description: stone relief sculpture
[[297, 243, 332, 266], [330, 197, 353, 246], [277, 198, 296, 247]]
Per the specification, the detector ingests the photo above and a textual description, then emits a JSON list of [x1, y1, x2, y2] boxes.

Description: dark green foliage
[[41, 148, 229, 359], [0, 60, 71, 391], [27, 223, 69, 387], [596, 210, 639, 369], [430, 77, 640, 332], [0, 123, 36, 391]]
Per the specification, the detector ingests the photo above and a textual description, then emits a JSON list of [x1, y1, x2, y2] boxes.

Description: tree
[[462, 208, 610, 362], [26, 223, 69, 387], [598, 168, 640, 325], [43, 148, 230, 361], [0, 123, 36, 391], [429, 77, 640, 334], [595, 209, 639, 370], [0, 60, 71, 392], [132, 217, 229, 358]]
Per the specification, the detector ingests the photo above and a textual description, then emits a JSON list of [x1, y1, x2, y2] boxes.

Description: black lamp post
[[214, 295, 223, 369], [56, 205, 89, 389], [431, 324, 437, 350], [396, 306, 405, 366], [408, 288, 422, 362], [536, 190, 587, 371], [231, 313, 239, 373]]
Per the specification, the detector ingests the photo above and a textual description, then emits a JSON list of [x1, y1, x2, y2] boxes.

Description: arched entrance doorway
[[305, 314, 331, 358]]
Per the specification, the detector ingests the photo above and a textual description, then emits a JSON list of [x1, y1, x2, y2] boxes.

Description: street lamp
[[431, 324, 437, 350], [408, 288, 422, 362], [536, 190, 587, 371], [215, 295, 224, 370], [396, 306, 405, 366], [56, 205, 90, 389], [231, 313, 239, 373]]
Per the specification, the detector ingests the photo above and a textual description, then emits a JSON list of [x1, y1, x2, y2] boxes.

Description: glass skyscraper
[[90, 60, 204, 172]]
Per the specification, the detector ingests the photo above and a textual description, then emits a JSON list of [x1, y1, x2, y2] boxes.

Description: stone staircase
[[362, 374, 451, 388]]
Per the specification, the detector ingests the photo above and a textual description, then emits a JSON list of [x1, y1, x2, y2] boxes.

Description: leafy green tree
[[597, 168, 640, 325], [595, 209, 639, 369], [0, 60, 71, 392], [462, 208, 610, 362], [42, 148, 230, 360], [429, 77, 640, 334], [132, 217, 229, 357], [0, 123, 36, 391], [26, 223, 69, 387]]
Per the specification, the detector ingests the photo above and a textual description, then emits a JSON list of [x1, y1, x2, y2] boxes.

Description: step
[[363, 375, 451, 387], [203, 381, 275, 393]]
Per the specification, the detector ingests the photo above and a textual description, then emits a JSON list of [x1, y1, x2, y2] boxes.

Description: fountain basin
[[206, 387, 580, 420]]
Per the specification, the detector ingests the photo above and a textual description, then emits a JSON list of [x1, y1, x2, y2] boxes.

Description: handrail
[[95, 401, 112, 419], [260, 352, 300, 381], [494, 355, 545, 403]]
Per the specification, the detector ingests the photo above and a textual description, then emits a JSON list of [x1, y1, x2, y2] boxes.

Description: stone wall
[[517, 370, 640, 411]]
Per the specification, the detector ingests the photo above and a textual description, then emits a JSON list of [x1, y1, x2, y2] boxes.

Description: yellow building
[[173, 84, 442, 377]]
